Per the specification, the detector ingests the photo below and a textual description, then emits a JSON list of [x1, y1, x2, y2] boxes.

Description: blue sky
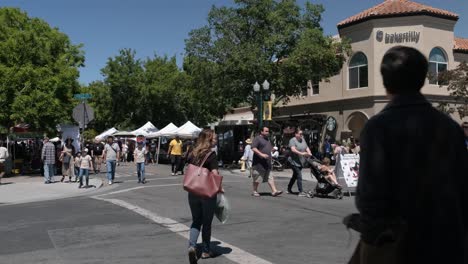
[[1, 0, 467, 85]]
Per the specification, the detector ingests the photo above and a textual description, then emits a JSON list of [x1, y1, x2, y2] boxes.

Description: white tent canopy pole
[[153, 123, 179, 164]]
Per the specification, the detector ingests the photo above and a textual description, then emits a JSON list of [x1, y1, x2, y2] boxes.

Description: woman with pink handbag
[[184, 129, 224, 263]]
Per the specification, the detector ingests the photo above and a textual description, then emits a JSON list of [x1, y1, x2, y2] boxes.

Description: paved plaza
[[0, 163, 359, 264]]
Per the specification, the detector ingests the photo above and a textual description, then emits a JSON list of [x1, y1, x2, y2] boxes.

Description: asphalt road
[[0, 163, 359, 264]]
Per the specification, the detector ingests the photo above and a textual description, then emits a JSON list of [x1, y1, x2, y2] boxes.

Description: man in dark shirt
[[251, 127, 283, 197], [92, 139, 104, 174], [354, 46, 468, 263]]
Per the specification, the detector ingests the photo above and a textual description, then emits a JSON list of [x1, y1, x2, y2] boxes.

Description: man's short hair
[[380, 46, 428, 94]]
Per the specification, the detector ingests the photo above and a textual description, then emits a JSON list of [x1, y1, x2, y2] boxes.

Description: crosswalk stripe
[[93, 197, 274, 264]]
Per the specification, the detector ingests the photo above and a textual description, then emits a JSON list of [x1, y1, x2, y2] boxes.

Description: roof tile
[[454, 37, 468, 52], [338, 0, 458, 28]]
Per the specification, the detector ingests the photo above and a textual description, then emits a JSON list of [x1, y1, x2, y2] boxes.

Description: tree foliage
[[184, 0, 350, 113], [438, 62, 468, 119], [86, 49, 216, 131], [0, 8, 84, 133]]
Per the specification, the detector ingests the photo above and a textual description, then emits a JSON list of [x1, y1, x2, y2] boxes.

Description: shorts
[[251, 168, 272, 183]]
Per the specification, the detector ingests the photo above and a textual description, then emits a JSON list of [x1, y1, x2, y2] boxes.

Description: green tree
[[84, 81, 112, 131], [438, 62, 468, 119], [100, 48, 144, 129], [184, 0, 350, 114], [0, 8, 84, 133]]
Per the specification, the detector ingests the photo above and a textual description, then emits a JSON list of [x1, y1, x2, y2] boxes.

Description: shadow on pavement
[[210, 241, 233, 257]]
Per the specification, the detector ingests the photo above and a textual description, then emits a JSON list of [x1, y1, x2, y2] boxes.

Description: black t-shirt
[[150, 143, 157, 152], [252, 135, 272, 170], [93, 143, 104, 155], [188, 152, 218, 171]]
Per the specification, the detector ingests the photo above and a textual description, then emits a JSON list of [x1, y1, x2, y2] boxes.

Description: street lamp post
[[253, 80, 270, 130]]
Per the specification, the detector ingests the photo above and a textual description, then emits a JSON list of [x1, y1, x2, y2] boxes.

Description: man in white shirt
[[134, 142, 148, 183], [103, 136, 120, 185], [0, 140, 9, 185]]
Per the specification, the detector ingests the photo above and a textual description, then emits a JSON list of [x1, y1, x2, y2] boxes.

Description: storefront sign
[[326, 116, 337, 132], [376, 30, 420, 44]]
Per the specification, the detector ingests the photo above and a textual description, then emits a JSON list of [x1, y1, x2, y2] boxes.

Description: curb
[[0, 178, 105, 206]]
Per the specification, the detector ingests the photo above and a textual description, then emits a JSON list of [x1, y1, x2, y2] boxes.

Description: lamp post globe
[[253, 81, 260, 92], [262, 80, 269, 91]]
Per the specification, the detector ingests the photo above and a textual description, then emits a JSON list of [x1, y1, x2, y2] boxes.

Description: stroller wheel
[[307, 190, 315, 198], [334, 190, 344, 200]]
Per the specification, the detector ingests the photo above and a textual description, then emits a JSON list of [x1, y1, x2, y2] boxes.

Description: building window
[[429, 48, 448, 85], [302, 80, 319, 96], [349, 52, 368, 89], [311, 81, 319, 95]]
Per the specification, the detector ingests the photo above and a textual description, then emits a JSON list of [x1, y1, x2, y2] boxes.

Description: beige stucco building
[[273, 0, 468, 141], [216, 0, 468, 162]]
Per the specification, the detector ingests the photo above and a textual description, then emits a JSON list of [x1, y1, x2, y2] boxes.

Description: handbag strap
[[198, 151, 213, 167]]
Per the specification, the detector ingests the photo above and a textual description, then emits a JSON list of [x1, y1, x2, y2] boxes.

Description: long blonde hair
[[191, 129, 215, 162]]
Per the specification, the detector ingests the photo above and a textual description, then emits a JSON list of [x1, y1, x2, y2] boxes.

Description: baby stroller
[[307, 157, 344, 199]]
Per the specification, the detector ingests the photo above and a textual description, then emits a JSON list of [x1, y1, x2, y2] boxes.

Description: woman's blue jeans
[[188, 193, 217, 253]]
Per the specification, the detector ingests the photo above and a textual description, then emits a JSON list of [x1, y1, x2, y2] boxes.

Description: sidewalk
[[0, 175, 103, 205], [222, 167, 317, 182]]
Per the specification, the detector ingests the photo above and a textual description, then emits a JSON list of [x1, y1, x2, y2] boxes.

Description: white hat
[[83, 148, 89, 152], [273, 146, 278, 150]]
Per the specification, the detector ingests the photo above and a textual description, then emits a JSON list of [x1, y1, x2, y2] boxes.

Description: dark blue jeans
[[106, 160, 116, 181], [288, 165, 303, 193], [136, 162, 145, 182], [188, 193, 217, 253]]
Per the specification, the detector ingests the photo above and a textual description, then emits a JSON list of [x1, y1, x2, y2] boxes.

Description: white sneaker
[[171, 173, 175, 176], [108, 181, 113, 185]]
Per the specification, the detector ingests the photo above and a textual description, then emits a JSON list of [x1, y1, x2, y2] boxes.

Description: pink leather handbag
[[183, 151, 223, 198]]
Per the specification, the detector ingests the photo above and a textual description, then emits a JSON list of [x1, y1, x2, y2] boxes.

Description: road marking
[[94, 181, 244, 197], [93, 197, 274, 264], [94, 184, 181, 196]]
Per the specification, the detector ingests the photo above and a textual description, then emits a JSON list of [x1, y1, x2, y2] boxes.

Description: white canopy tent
[[131, 121, 158, 137], [147, 123, 178, 138], [112, 131, 136, 137], [173, 121, 202, 139], [95, 127, 118, 141], [148, 123, 179, 164]]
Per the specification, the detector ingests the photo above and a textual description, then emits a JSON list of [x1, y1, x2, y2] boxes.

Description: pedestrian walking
[[103, 135, 120, 185], [240, 138, 253, 172], [74, 152, 81, 182], [0, 140, 8, 185], [41, 137, 55, 184], [251, 127, 283, 197], [77, 149, 93, 188], [134, 142, 147, 184], [59, 138, 75, 183], [186, 128, 224, 263], [150, 140, 157, 164], [287, 129, 312, 197], [121, 141, 128, 163], [168, 135, 183, 176], [346, 46, 468, 264], [92, 139, 104, 174]]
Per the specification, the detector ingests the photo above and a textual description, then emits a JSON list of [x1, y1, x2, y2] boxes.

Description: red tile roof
[[338, 0, 458, 29], [454, 37, 468, 52]]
